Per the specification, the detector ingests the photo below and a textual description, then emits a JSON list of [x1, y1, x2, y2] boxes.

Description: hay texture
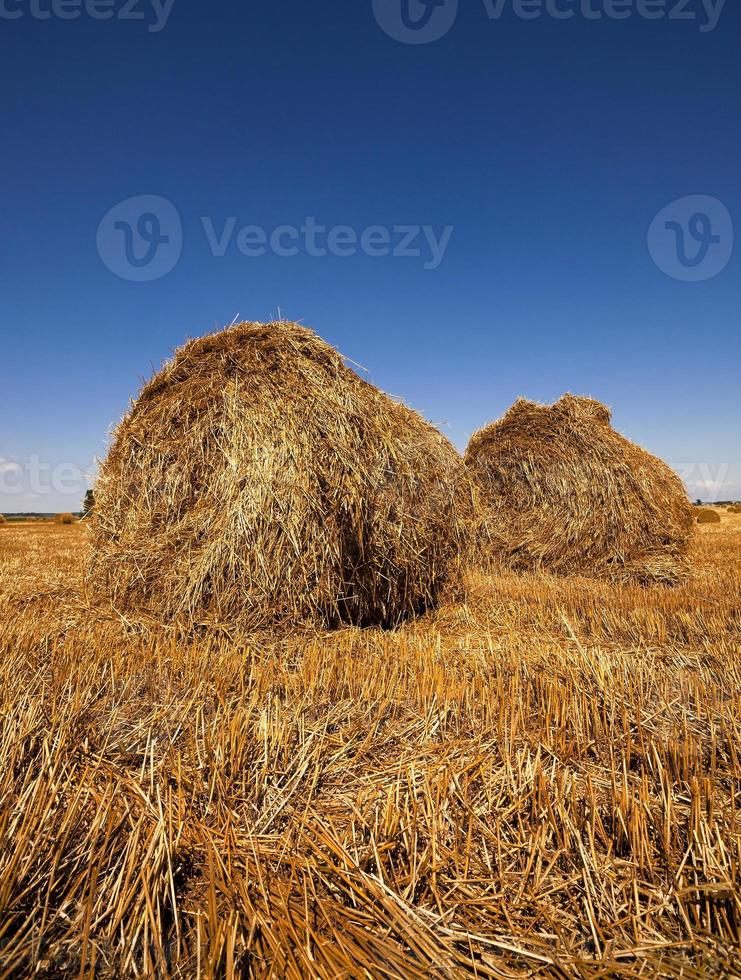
[[464, 394, 694, 585], [89, 321, 470, 630]]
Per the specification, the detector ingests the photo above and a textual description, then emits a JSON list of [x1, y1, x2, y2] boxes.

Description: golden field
[[0, 514, 739, 978]]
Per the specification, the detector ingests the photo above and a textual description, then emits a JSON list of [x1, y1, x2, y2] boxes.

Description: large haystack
[[464, 394, 694, 585], [89, 321, 470, 630]]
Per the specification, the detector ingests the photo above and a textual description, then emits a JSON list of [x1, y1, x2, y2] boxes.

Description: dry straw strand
[[464, 394, 694, 585], [88, 320, 472, 631]]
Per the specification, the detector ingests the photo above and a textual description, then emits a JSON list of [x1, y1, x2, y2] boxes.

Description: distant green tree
[[81, 489, 95, 518]]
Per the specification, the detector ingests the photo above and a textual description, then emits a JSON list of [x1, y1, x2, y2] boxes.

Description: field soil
[[0, 512, 739, 977]]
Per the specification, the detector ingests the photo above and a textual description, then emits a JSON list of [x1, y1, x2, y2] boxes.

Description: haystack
[[0, 515, 7, 525], [89, 321, 470, 630], [54, 513, 76, 525], [696, 508, 721, 524], [464, 394, 694, 585]]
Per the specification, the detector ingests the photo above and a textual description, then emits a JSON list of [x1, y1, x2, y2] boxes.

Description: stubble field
[[0, 514, 739, 977]]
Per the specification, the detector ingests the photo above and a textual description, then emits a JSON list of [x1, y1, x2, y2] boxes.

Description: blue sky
[[1, 0, 739, 511]]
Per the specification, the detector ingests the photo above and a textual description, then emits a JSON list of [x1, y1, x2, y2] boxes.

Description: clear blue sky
[[1, 0, 739, 511]]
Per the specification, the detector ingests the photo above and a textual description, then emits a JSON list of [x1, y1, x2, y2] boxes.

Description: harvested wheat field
[[0, 511, 739, 978], [89, 321, 470, 632], [465, 395, 695, 586]]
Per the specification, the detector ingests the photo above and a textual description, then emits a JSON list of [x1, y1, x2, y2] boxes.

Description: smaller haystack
[[0, 515, 7, 525], [696, 508, 721, 524], [54, 513, 76, 525], [89, 321, 471, 630], [465, 394, 694, 585]]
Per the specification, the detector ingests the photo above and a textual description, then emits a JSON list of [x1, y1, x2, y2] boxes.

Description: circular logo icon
[[372, 0, 458, 44], [97, 195, 182, 282], [648, 195, 733, 283]]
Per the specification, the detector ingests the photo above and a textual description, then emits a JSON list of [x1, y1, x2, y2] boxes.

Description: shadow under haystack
[[464, 394, 694, 585], [89, 321, 471, 630]]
